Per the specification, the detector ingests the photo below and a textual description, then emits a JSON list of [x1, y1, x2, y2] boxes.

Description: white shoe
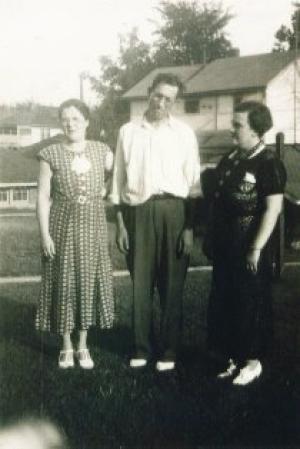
[[76, 349, 94, 369], [217, 358, 237, 378], [156, 360, 175, 372], [58, 349, 74, 369], [233, 361, 262, 385], [129, 358, 147, 368]]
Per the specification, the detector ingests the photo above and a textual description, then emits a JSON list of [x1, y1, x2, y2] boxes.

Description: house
[[123, 52, 300, 147], [0, 148, 39, 209], [0, 106, 61, 148]]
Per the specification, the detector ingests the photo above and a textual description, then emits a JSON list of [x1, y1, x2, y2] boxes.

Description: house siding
[[0, 126, 61, 148], [266, 61, 300, 144]]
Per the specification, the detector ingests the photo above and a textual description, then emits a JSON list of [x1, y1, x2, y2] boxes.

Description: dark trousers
[[123, 197, 189, 360]]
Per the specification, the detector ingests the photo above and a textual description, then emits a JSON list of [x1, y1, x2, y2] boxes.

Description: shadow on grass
[[1, 278, 300, 448]]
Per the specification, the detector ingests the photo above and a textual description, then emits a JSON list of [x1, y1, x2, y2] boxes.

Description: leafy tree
[[153, 1, 236, 65], [91, 1, 237, 147], [273, 7, 300, 52], [90, 29, 154, 147]]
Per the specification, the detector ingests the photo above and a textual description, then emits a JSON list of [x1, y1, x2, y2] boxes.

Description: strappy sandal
[[58, 349, 74, 369], [217, 358, 237, 378], [76, 349, 94, 369]]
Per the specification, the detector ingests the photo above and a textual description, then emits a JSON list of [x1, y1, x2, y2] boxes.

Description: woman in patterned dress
[[205, 102, 286, 385], [36, 99, 115, 369]]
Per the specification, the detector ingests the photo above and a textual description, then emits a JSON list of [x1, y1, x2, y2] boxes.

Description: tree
[[153, 1, 237, 65], [91, 1, 237, 147], [90, 29, 155, 146], [273, 7, 300, 52]]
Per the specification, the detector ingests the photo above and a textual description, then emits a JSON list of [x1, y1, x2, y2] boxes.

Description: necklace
[[235, 140, 263, 161]]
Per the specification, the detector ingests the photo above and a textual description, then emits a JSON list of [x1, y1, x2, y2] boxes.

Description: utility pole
[[79, 72, 88, 102]]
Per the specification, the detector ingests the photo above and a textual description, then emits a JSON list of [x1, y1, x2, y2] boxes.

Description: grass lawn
[[0, 213, 208, 276], [1, 272, 300, 449]]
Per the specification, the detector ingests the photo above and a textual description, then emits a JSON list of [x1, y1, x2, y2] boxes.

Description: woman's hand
[[246, 248, 261, 274], [42, 234, 56, 259], [178, 229, 193, 256]]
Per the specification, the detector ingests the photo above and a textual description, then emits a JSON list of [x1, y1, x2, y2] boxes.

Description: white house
[[0, 106, 61, 148], [123, 52, 300, 146]]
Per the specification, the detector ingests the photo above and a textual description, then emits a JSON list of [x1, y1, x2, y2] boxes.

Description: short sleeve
[[37, 146, 53, 167], [258, 156, 287, 197]]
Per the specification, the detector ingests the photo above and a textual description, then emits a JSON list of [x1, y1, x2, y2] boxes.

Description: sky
[[0, 0, 295, 106]]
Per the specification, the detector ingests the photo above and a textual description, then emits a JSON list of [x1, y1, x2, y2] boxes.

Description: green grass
[[1, 273, 300, 449], [0, 213, 208, 276]]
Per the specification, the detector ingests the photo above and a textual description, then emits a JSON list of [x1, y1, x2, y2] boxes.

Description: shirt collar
[[141, 114, 177, 130]]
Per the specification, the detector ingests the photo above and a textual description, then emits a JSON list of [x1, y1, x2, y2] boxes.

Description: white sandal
[[58, 349, 74, 369], [233, 361, 262, 385], [217, 358, 237, 378], [76, 349, 94, 369]]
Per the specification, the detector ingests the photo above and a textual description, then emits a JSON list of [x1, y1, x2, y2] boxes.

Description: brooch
[[71, 154, 91, 175]]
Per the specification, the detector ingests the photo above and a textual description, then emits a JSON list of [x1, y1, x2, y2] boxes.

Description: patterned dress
[[35, 141, 114, 335], [206, 147, 286, 362]]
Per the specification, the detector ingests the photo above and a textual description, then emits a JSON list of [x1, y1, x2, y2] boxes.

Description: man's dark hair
[[234, 101, 273, 138], [149, 73, 184, 96], [58, 98, 90, 121]]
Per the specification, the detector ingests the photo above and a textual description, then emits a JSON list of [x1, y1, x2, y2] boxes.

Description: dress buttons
[[234, 160, 239, 166], [219, 179, 224, 186], [215, 191, 220, 198], [225, 170, 231, 177]]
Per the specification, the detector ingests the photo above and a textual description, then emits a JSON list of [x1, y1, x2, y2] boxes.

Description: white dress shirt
[[110, 116, 201, 205]]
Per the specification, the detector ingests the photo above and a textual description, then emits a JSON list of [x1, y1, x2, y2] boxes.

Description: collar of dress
[[229, 142, 266, 161]]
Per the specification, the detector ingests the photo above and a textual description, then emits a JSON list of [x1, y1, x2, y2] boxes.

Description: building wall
[[266, 60, 300, 144], [0, 126, 61, 148], [130, 91, 265, 135], [0, 184, 37, 209], [0, 135, 18, 148]]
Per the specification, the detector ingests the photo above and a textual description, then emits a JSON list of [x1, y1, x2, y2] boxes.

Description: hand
[[42, 234, 56, 259], [246, 248, 261, 274], [178, 229, 193, 257], [116, 225, 129, 254]]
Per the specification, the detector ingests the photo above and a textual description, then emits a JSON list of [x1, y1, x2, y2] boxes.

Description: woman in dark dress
[[206, 101, 287, 385]]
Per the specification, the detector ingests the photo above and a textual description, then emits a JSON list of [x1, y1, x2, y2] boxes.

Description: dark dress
[[207, 147, 286, 362]]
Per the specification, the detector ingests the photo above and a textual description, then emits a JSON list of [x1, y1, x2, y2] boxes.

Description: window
[[13, 188, 28, 201], [0, 189, 9, 203], [19, 127, 32, 136], [184, 99, 199, 114], [0, 127, 17, 135]]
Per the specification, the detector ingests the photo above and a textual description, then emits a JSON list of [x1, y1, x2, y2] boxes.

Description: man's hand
[[116, 225, 129, 254], [178, 229, 193, 257]]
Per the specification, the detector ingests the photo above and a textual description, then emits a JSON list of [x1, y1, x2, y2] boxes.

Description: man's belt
[[150, 193, 183, 201]]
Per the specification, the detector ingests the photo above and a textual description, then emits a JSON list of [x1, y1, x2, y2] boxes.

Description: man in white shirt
[[110, 73, 201, 371]]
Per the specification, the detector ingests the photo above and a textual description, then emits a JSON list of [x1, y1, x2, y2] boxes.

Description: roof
[[186, 52, 297, 94], [0, 106, 59, 128], [197, 130, 233, 164], [123, 64, 203, 99], [123, 52, 298, 99], [0, 148, 39, 183]]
